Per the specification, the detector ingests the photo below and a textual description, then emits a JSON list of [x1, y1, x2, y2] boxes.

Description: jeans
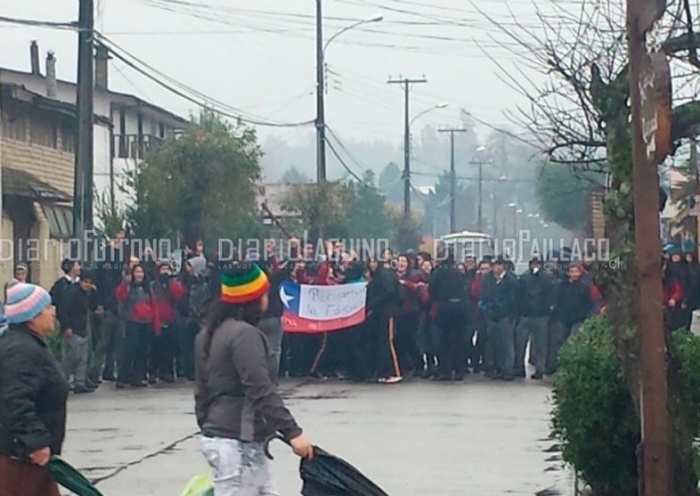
[[62, 334, 89, 388], [91, 310, 121, 380], [489, 317, 516, 379], [149, 325, 177, 380], [201, 437, 278, 496], [515, 316, 549, 375]]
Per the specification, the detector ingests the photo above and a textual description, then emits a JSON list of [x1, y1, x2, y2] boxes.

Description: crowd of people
[[0, 229, 615, 391]]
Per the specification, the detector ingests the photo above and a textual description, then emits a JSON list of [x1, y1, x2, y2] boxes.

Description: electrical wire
[[94, 32, 315, 128], [0, 16, 79, 30], [325, 138, 365, 182]]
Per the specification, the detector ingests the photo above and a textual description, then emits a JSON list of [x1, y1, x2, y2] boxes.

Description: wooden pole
[[627, 0, 669, 493]]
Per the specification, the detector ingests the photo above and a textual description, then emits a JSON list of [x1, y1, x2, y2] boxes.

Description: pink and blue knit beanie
[[5, 283, 51, 324]]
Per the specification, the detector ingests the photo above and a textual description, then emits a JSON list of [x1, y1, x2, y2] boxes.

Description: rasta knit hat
[[220, 263, 270, 305], [5, 282, 52, 325]]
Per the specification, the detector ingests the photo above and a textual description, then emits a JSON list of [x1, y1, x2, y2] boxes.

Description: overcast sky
[[2, 0, 555, 147]]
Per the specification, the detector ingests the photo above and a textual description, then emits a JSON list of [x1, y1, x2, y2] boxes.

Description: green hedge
[[551, 316, 640, 496], [552, 316, 700, 495]]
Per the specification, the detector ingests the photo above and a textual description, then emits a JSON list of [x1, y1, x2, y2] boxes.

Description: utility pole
[[469, 158, 489, 232], [439, 128, 466, 233], [315, 0, 327, 183], [388, 76, 427, 220], [73, 0, 95, 241], [627, 0, 671, 492]]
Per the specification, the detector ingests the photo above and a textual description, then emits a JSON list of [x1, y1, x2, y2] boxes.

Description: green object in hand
[[48, 455, 104, 496]]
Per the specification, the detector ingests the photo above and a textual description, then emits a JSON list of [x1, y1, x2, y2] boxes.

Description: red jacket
[[152, 278, 185, 325], [663, 279, 683, 306], [115, 281, 161, 333]]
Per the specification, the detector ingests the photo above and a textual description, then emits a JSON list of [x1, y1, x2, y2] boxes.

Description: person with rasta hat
[[194, 262, 314, 495], [0, 283, 69, 496]]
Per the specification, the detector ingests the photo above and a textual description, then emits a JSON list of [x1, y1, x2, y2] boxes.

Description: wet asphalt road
[[61, 376, 574, 496]]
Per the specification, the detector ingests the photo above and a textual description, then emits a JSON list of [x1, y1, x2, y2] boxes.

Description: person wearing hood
[[515, 257, 553, 380], [178, 255, 213, 382], [663, 257, 685, 332], [366, 255, 402, 383], [429, 251, 472, 381], [149, 260, 185, 384], [115, 264, 159, 388], [668, 247, 694, 329]]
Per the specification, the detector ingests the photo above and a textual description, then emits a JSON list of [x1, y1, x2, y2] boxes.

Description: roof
[[1, 82, 76, 119], [2, 166, 71, 202], [0, 66, 188, 128]]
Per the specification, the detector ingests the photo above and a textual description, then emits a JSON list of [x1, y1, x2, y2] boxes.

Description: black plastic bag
[[299, 446, 390, 496]]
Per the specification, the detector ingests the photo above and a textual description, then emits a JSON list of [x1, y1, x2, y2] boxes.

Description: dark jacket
[[366, 267, 399, 316], [519, 269, 554, 317], [552, 278, 597, 327], [481, 271, 519, 322], [61, 284, 98, 337], [194, 319, 301, 442], [96, 243, 126, 313], [0, 325, 69, 458], [50, 276, 75, 330], [429, 265, 468, 304]]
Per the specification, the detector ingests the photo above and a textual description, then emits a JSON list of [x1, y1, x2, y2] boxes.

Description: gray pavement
[[61, 376, 574, 496]]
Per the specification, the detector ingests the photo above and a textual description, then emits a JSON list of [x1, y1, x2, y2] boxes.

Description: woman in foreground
[[194, 263, 314, 495], [0, 282, 68, 496]]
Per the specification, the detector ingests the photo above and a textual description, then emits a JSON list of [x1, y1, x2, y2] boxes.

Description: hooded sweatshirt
[[182, 256, 213, 319]]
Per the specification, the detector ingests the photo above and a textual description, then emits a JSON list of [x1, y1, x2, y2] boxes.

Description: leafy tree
[[124, 111, 262, 246], [378, 162, 403, 203], [535, 162, 594, 232], [93, 187, 126, 240], [281, 181, 351, 241], [345, 170, 393, 240], [281, 166, 310, 184]]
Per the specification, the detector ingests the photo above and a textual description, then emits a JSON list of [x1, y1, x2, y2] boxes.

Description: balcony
[[113, 134, 164, 160]]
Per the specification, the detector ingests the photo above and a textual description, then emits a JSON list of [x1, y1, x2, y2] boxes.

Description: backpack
[[188, 277, 212, 319]]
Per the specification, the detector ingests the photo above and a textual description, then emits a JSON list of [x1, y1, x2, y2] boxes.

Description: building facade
[[1, 83, 75, 288], [1, 41, 188, 216]]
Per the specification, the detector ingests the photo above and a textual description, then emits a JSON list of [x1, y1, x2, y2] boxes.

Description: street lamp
[[410, 102, 449, 127], [324, 14, 384, 53], [317, 11, 383, 183]]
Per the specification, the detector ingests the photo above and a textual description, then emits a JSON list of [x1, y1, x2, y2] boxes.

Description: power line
[[94, 32, 315, 128], [0, 15, 80, 30]]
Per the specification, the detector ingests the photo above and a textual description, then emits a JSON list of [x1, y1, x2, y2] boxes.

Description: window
[[43, 205, 73, 239], [61, 125, 75, 153], [31, 120, 57, 148], [1, 112, 27, 141]]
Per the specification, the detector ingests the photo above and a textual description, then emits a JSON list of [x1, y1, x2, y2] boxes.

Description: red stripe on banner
[[282, 307, 366, 333]]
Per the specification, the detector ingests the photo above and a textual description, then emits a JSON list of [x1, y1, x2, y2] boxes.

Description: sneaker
[[116, 382, 126, 389], [531, 371, 544, 380], [74, 385, 95, 394], [383, 376, 403, 384], [377, 377, 387, 384]]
